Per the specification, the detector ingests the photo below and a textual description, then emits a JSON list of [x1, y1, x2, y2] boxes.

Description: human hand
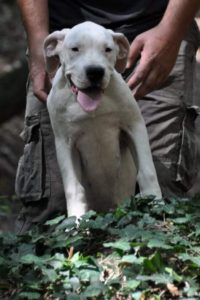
[[29, 48, 51, 102], [29, 32, 51, 102], [127, 24, 182, 100]]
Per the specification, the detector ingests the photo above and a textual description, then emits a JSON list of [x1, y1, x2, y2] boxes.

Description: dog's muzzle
[[85, 65, 105, 84], [68, 66, 105, 113]]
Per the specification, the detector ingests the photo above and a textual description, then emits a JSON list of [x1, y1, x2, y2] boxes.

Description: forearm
[[160, 0, 200, 41], [17, 0, 49, 55], [17, 0, 50, 101]]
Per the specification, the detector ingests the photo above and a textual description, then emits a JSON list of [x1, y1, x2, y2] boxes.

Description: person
[[15, 0, 200, 233]]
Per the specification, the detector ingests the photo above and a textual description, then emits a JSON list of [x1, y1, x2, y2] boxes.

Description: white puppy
[[44, 21, 162, 218]]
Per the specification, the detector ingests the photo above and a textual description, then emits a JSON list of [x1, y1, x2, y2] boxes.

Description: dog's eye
[[71, 47, 79, 52], [105, 47, 112, 53]]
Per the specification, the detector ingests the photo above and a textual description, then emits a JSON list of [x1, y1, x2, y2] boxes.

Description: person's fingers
[[126, 37, 143, 69], [134, 67, 166, 99], [127, 54, 153, 90], [32, 73, 49, 102], [34, 89, 48, 102]]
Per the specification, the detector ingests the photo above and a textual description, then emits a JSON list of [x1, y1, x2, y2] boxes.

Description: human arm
[[127, 0, 200, 99], [17, 0, 49, 101]]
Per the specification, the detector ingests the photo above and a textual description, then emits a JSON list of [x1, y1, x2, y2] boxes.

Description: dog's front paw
[[67, 202, 88, 219], [66, 187, 88, 218], [140, 188, 162, 201]]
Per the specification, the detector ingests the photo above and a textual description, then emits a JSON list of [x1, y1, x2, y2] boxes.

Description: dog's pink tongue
[[77, 90, 102, 112]]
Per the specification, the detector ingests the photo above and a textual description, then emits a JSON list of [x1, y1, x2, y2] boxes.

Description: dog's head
[[44, 21, 130, 112]]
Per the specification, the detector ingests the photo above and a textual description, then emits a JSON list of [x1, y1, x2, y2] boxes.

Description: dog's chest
[[52, 93, 128, 139]]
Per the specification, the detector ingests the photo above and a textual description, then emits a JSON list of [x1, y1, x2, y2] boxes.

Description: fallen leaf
[[167, 283, 180, 297]]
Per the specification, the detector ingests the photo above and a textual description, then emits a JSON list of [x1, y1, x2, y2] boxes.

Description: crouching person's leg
[[15, 81, 65, 233], [137, 22, 199, 197]]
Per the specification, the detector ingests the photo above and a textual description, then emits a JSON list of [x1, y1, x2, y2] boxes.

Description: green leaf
[[81, 210, 97, 221], [56, 216, 77, 230], [19, 292, 41, 299], [165, 267, 182, 282], [143, 251, 164, 273], [120, 255, 144, 265], [42, 268, 58, 282], [119, 224, 140, 240], [78, 269, 100, 283], [104, 239, 131, 252], [20, 254, 51, 266], [69, 277, 81, 292], [178, 253, 200, 267], [115, 207, 126, 217], [2, 195, 200, 298], [147, 239, 172, 250], [138, 213, 156, 227], [66, 294, 81, 300], [71, 252, 81, 263], [45, 215, 66, 225], [137, 273, 172, 284], [50, 253, 66, 270], [183, 277, 199, 297], [194, 223, 200, 237], [124, 279, 140, 290], [65, 235, 84, 247], [83, 283, 104, 297], [173, 214, 192, 224], [131, 291, 143, 300]]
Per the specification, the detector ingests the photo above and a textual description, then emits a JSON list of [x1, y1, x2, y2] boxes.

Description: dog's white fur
[[44, 21, 162, 218]]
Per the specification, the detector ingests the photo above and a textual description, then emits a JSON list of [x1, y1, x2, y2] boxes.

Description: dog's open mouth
[[69, 78, 103, 112]]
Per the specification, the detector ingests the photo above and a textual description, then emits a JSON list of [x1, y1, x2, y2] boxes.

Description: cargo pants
[[15, 22, 200, 233]]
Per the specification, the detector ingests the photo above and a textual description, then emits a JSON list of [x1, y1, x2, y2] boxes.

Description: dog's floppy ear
[[111, 32, 130, 73], [43, 29, 70, 74]]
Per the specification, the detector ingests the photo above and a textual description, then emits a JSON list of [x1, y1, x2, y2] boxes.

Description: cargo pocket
[[176, 105, 199, 191], [15, 113, 50, 203]]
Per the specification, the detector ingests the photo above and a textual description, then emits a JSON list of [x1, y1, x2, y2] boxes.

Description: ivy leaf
[[45, 215, 66, 226], [131, 291, 143, 300], [120, 255, 144, 265], [78, 268, 100, 283], [147, 239, 172, 250], [124, 279, 140, 290], [143, 251, 164, 273], [49, 253, 66, 270], [42, 268, 58, 282], [69, 277, 81, 292], [83, 283, 104, 297], [178, 253, 200, 267], [137, 213, 156, 227], [20, 254, 51, 266], [80, 210, 97, 221], [183, 277, 200, 297], [56, 216, 77, 231], [119, 224, 140, 240], [66, 294, 81, 300], [165, 267, 182, 282], [104, 239, 131, 252], [194, 223, 200, 237], [19, 292, 41, 299], [137, 273, 172, 284], [173, 214, 192, 224]]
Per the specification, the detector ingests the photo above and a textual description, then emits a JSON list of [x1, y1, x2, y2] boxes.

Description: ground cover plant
[[0, 195, 200, 300]]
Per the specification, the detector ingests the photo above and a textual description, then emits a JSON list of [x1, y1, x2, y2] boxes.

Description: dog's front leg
[[55, 138, 88, 218], [125, 119, 162, 199]]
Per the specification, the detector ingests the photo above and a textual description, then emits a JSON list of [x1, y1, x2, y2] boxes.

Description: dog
[[43, 21, 162, 218]]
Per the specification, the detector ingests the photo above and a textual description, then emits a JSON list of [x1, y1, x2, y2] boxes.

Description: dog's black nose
[[86, 66, 105, 83]]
